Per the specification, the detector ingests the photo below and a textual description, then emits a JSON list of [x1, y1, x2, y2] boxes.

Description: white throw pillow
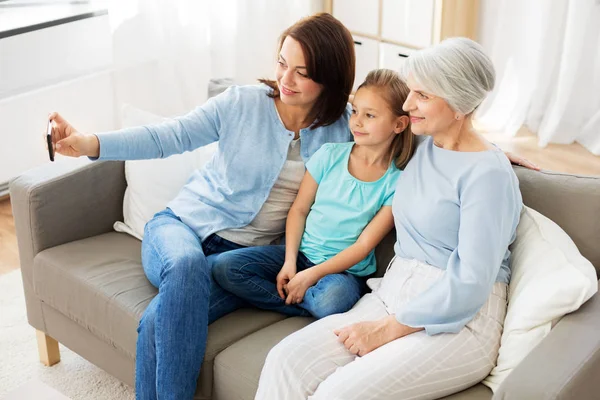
[[483, 206, 598, 391], [113, 104, 217, 240]]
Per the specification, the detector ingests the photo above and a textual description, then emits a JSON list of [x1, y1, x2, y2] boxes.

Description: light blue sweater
[[95, 84, 352, 241], [392, 136, 523, 335]]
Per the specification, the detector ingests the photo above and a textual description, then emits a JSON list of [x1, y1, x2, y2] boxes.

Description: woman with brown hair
[[49, 12, 356, 400]]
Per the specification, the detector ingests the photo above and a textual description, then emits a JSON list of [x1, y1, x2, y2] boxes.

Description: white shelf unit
[[325, 0, 479, 91]]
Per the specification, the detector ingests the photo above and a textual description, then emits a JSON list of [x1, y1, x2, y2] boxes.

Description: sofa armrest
[[10, 159, 126, 267], [10, 159, 126, 330], [494, 285, 600, 400]]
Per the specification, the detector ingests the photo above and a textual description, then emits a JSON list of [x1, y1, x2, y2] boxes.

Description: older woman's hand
[[334, 315, 423, 357], [504, 151, 540, 170]]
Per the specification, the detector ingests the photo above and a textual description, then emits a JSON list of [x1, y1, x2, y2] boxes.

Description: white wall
[[0, 15, 116, 184], [0, 1, 326, 186]]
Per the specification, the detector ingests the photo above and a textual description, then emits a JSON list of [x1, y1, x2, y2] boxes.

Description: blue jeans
[[136, 208, 247, 400], [212, 245, 367, 319]]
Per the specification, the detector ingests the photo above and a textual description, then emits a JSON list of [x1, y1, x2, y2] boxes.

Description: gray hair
[[400, 37, 495, 115]]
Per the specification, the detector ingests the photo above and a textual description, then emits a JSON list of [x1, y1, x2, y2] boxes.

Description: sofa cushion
[[200, 309, 287, 399], [213, 317, 493, 400], [213, 317, 314, 400], [483, 206, 597, 391], [33, 231, 287, 399], [441, 385, 493, 399], [34, 232, 150, 357], [115, 104, 218, 241]]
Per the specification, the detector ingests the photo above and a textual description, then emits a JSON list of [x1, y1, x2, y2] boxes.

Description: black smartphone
[[46, 120, 55, 162]]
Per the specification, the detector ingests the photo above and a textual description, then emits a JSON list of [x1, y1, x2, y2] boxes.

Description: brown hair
[[258, 13, 355, 129], [356, 69, 415, 169]]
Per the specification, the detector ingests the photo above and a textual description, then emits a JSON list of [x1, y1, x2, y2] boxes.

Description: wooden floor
[[484, 127, 600, 176], [1, 131, 600, 276], [0, 196, 20, 276]]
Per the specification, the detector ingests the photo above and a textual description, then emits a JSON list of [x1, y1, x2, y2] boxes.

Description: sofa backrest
[[374, 167, 600, 278]]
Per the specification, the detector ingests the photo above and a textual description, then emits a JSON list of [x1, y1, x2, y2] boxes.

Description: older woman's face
[[402, 74, 457, 136], [275, 36, 323, 108]]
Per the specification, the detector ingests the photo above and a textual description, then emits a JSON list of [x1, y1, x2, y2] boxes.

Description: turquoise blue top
[[94, 84, 353, 241], [299, 142, 401, 277], [392, 136, 522, 335]]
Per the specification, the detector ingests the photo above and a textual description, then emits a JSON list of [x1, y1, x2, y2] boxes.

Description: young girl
[[211, 69, 414, 319]]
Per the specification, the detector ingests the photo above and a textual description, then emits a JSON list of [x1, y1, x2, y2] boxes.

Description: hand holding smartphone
[[46, 119, 55, 162], [44, 112, 99, 158]]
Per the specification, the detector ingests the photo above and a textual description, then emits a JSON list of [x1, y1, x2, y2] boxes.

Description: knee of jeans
[[304, 284, 358, 319], [211, 260, 230, 288], [161, 250, 209, 283], [212, 258, 245, 290]]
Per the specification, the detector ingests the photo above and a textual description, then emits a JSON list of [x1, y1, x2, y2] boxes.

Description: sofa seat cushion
[[33, 232, 288, 399], [34, 232, 150, 358], [440, 385, 492, 399], [214, 316, 314, 400], [214, 316, 493, 400]]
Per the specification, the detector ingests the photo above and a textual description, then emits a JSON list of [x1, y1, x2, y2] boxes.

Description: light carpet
[[0, 270, 134, 399]]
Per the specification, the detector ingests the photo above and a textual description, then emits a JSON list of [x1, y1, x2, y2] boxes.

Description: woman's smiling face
[[275, 36, 323, 108], [402, 74, 457, 137]]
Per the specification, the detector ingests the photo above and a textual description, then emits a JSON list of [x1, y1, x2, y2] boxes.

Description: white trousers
[[255, 257, 508, 400]]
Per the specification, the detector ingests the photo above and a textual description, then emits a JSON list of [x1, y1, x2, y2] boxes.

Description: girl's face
[[402, 74, 457, 136], [275, 36, 323, 108], [350, 87, 408, 148]]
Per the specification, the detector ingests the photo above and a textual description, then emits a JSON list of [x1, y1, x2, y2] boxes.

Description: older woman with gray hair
[[255, 37, 524, 400]]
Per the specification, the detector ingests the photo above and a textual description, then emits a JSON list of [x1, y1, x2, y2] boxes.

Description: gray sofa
[[10, 161, 600, 400]]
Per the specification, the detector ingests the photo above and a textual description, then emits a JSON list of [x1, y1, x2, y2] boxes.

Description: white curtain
[[211, 0, 325, 85], [476, 0, 600, 155], [107, 0, 324, 121]]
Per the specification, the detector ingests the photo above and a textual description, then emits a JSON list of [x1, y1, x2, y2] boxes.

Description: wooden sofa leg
[[36, 330, 61, 366]]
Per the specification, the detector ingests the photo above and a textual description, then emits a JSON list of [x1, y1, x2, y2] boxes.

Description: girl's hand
[[504, 151, 540, 171], [276, 262, 297, 300], [285, 268, 319, 305], [334, 315, 422, 357], [48, 112, 100, 158]]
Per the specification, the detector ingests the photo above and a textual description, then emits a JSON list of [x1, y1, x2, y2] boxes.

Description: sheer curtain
[[107, 0, 324, 121], [476, 0, 600, 155], [211, 0, 324, 85]]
